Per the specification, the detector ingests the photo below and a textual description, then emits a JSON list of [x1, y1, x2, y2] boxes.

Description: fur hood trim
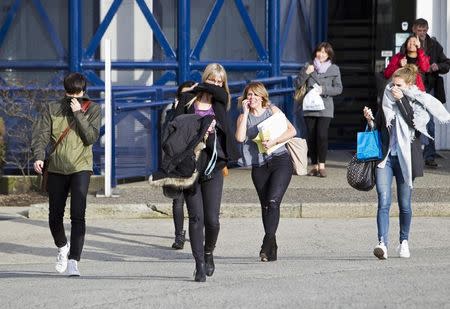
[[149, 141, 206, 189]]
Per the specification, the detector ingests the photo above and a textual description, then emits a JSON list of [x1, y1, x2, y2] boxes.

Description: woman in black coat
[[174, 63, 239, 282]]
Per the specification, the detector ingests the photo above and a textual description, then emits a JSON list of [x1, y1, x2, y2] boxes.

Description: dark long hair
[[312, 42, 335, 63]]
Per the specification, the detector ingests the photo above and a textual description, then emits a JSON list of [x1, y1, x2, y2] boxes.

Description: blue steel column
[[177, 0, 190, 83], [268, 0, 280, 77], [315, 0, 328, 45], [69, 0, 82, 72]]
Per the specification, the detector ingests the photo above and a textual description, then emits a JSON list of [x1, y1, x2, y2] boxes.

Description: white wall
[[100, 0, 153, 85], [417, 0, 450, 149]]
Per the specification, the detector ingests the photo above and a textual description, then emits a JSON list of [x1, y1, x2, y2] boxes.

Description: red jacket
[[384, 49, 430, 91]]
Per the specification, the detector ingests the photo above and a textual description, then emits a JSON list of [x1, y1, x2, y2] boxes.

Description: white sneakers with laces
[[397, 240, 410, 258], [373, 242, 388, 260], [55, 243, 70, 273], [67, 259, 80, 276]]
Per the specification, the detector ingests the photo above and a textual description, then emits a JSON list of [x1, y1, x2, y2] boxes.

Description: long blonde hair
[[238, 82, 270, 109], [392, 64, 418, 86], [186, 63, 231, 110]]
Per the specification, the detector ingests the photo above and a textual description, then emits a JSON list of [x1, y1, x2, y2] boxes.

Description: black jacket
[[175, 83, 240, 171], [374, 96, 424, 180], [153, 114, 214, 180], [422, 35, 450, 103]]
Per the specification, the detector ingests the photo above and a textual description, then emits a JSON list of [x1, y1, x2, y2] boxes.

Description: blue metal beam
[[268, 0, 280, 76], [234, 0, 268, 61], [69, 0, 82, 72], [0, 0, 21, 49], [191, 60, 271, 70], [190, 0, 224, 60], [315, 0, 328, 44], [82, 61, 178, 70], [177, 0, 190, 83], [84, 70, 105, 86], [84, 0, 123, 59], [32, 0, 66, 59], [136, 0, 176, 59], [154, 71, 176, 85]]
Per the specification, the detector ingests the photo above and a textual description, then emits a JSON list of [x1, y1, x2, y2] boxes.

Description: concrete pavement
[[0, 216, 449, 308], [20, 150, 450, 219]]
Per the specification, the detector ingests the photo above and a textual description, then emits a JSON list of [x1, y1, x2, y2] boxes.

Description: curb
[[27, 202, 450, 219]]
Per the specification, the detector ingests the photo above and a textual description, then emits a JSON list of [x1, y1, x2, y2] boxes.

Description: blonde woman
[[364, 64, 450, 259], [174, 63, 239, 282], [235, 82, 296, 262]]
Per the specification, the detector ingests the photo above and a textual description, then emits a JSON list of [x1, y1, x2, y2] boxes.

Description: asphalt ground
[[0, 216, 449, 308]]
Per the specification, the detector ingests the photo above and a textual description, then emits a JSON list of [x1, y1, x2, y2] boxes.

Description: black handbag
[[346, 155, 376, 191]]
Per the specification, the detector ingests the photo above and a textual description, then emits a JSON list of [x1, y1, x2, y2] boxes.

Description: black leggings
[[172, 195, 185, 237], [304, 116, 331, 164], [47, 171, 91, 261], [251, 153, 293, 237], [184, 170, 223, 264]]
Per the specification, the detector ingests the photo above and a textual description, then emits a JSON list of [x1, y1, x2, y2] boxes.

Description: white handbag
[[302, 83, 325, 111]]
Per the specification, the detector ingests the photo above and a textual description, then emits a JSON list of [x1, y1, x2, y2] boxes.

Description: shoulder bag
[[40, 101, 91, 193]]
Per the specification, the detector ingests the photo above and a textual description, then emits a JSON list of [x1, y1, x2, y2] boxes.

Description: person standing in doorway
[[296, 42, 343, 177], [235, 82, 296, 262], [32, 73, 101, 276], [412, 18, 450, 168]]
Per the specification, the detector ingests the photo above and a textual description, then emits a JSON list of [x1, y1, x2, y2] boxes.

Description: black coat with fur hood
[[175, 82, 240, 170], [151, 114, 214, 188]]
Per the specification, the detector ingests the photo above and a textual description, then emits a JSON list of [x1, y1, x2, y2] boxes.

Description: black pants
[[184, 170, 223, 264], [172, 194, 185, 237], [304, 116, 332, 164], [48, 171, 91, 261], [251, 153, 293, 237]]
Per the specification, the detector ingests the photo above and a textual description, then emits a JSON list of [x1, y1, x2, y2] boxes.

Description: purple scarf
[[313, 58, 332, 74]]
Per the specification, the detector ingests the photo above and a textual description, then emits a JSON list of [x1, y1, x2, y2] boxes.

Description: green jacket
[[32, 96, 101, 174]]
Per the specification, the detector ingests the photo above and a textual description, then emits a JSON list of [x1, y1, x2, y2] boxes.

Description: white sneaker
[[397, 240, 410, 258], [373, 242, 388, 260], [55, 243, 70, 273], [67, 259, 80, 276]]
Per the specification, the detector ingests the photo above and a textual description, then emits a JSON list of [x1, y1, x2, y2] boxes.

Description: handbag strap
[[48, 100, 91, 156], [204, 132, 217, 176]]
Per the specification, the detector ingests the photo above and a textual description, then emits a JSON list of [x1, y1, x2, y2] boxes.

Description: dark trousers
[[304, 116, 332, 164], [184, 170, 223, 264], [172, 194, 185, 236], [47, 171, 91, 261], [251, 153, 293, 237]]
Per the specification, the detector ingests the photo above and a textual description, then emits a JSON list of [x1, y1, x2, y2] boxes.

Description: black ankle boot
[[260, 235, 273, 262], [204, 252, 215, 277], [194, 262, 206, 282], [172, 230, 186, 250], [268, 236, 278, 261]]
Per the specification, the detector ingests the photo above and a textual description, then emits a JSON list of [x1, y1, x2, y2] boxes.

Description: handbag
[[347, 155, 376, 191], [302, 84, 325, 111], [286, 137, 308, 175], [294, 82, 307, 103], [356, 127, 382, 161], [40, 100, 91, 193]]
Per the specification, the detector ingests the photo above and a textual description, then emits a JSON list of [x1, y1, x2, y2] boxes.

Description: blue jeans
[[375, 155, 412, 246], [423, 114, 436, 161]]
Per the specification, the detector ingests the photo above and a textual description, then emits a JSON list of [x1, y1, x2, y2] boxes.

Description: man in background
[[412, 18, 450, 168]]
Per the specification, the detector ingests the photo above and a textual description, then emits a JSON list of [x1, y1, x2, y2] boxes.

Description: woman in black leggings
[[235, 82, 296, 261], [175, 63, 239, 282]]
